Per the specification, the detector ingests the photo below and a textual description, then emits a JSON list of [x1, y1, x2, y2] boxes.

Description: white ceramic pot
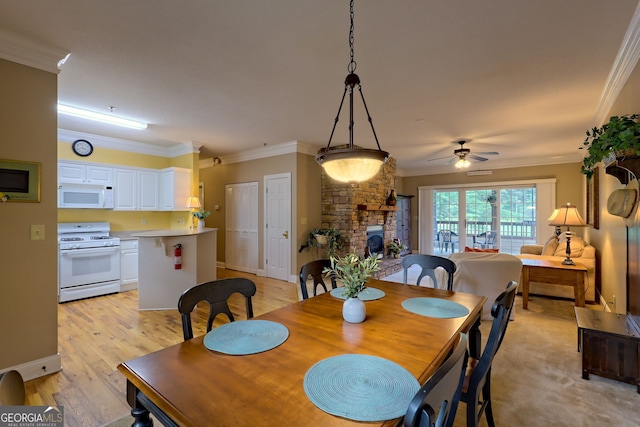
[[197, 219, 205, 230], [314, 234, 328, 245], [342, 297, 366, 323]]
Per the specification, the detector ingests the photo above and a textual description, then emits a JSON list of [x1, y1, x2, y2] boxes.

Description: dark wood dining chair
[[177, 278, 257, 341], [401, 254, 457, 291], [299, 259, 338, 300], [403, 333, 469, 427], [448, 281, 518, 427]]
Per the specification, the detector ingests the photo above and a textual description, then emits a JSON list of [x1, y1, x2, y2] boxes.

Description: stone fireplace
[[319, 157, 402, 277]]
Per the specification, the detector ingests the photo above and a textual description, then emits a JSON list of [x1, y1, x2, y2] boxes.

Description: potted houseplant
[[580, 114, 640, 177], [323, 252, 380, 323], [192, 209, 211, 229], [305, 227, 345, 258], [387, 239, 406, 258]]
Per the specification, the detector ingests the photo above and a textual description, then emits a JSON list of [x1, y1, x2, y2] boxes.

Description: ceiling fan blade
[[469, 155, 488, 162], [474, 151, 499, 156], [427, 155, 454, 162], [444, 157, 458, 165]]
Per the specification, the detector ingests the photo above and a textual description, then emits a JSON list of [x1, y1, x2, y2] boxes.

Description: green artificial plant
[[323, 252, 380, 298], [580, 114, 640, 177]]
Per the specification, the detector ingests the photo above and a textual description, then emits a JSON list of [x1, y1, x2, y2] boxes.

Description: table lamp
[[186, 196, 201, 229], [549, 203, 586, 265]]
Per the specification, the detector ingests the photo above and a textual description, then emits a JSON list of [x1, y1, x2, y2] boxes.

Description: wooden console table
[[521, 258, 586, 309], [575, 307, 640, 393]]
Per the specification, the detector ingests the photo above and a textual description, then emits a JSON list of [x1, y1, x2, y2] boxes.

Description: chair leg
[[482, 380, 495, 427], [466, 396, 479, 427]]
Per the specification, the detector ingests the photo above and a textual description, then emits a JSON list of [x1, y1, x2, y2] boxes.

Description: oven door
[[59, 246, 121, 288]]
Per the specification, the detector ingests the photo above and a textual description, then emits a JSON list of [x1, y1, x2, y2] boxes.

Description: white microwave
[[58, 183, 114, 209]]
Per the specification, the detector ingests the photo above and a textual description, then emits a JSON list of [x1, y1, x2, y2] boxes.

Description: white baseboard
[[120, 282, 138, 292], [1, 354, 62, 381]]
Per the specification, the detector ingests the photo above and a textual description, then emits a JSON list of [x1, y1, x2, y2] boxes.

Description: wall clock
[[72, 139, 93, 157]]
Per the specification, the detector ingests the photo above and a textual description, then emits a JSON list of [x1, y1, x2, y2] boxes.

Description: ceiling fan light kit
[[428, 139, 499, 170], [315, 0, 389, 183]]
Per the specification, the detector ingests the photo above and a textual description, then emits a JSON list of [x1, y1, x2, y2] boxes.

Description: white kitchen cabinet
[[113, 168, 159, 211], [138, 170, 159, 210], [58, 161, 112, 185], [160, 167, 191, 211], [120, 239, 139, 291]]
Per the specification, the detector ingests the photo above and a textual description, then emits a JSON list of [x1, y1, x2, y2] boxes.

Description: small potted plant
[[192, 209, 211, 229], [580, 114, 640, 177], [323, 252, 380, 323], [387, 239, 406, 258], [304, 227, 345, 258]]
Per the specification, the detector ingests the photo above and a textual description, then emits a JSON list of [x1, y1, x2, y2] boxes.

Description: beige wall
[[0, 59, 58, 371], [584, 59, 640, 313], [199, 151, 322, 275], [400, 162, 584, 251]]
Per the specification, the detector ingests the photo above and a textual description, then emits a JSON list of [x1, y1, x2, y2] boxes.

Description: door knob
[[283, 231, 288, 239]]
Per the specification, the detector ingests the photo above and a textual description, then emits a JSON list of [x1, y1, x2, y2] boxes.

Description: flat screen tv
[[627, 226, 640, 335], [0, 168, 29, 193]]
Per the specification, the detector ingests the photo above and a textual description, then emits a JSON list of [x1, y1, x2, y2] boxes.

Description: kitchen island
[[132, 228, 217, 310]]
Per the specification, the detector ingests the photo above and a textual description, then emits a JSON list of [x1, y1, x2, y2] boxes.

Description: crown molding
[[0, 28, 69, 74], [58, 129, 200, 158], [593, 1, 640, 125], [200, 140, 320, 168]]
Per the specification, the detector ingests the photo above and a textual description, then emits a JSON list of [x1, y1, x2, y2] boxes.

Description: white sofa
[[516, 234, 596, 303], [448, 252, 523, 320]]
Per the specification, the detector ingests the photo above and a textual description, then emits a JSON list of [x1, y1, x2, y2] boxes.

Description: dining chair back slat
[[447, 281, 517, 427], [177, 278, 257, 341], [404, 333, 469, 427], [299, 259, 337, 300], [402, 254, 456, 290]]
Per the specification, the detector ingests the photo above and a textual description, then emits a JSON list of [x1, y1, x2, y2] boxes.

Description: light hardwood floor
[[25, 269, 300, 427]]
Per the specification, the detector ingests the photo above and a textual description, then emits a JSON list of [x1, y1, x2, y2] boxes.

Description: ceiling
[[1, 0, 639, 176]]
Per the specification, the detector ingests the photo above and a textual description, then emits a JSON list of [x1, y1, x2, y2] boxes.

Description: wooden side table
[[521, 258, 587, 309], [574, 307, 640, 393]]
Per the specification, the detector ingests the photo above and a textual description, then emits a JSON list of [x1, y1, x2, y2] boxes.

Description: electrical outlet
[[613, 294, 616, 310], [177, 218, 184, 224], [141, 218, 147, 225]]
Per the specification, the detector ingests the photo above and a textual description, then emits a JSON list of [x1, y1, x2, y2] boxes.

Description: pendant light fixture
[[315, 0, 389, 183]]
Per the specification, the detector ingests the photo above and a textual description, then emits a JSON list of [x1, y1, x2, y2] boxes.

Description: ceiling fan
[[428, 140, 499, 168]]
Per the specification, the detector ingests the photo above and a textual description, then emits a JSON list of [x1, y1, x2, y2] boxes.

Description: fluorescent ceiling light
[[57, 104, 147, 130]]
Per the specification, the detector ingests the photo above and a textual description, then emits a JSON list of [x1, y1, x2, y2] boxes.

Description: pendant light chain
[[315, 0, 389, 183], [348, 0, 356, 74]]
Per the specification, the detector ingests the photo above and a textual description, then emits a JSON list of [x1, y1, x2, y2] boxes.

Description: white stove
[[58, 222, 121, 302], [58, 222, 120, 249]]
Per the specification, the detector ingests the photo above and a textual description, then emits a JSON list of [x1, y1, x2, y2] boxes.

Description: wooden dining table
[[117, 279, 487, 427]]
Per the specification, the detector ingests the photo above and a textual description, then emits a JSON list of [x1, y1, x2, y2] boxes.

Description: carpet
[[104, 294, 639, 427]]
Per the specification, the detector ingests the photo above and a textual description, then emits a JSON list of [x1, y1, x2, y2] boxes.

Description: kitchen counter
[[133, 228, 217, 310]]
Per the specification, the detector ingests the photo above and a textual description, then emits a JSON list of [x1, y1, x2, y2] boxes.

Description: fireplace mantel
[[357, 204, 399, 211]]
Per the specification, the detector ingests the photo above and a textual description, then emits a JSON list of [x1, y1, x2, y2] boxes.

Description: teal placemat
[[203, 320, 289, 355], [304, 354, 419, 422], [401, 297, 470, 318], [330, 287, 385, 301]]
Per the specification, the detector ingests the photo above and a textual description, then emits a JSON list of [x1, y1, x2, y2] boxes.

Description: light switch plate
[[31, 224, 45, 240]]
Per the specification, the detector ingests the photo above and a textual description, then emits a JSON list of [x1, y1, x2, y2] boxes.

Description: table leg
[[126, 380, 153, 427], [522, 266, 530, 309], [469, 316, 482, 360], [574, 271, 585, 307]]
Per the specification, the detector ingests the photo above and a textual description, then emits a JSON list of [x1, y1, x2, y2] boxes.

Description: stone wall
[[320, 157, 398, 257]]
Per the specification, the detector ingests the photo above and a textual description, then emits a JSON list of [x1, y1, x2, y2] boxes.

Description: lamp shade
[[186, 197, 201, 209], [316, 148, 388, 183], [549, 203, 586, 227], [547, 208, 560, 223]]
